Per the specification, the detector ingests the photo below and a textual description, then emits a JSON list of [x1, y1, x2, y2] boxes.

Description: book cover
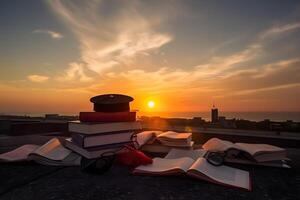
[[79, 111, 136, 122], [71, 131, 134, 148], [68, 121, 142, 134]]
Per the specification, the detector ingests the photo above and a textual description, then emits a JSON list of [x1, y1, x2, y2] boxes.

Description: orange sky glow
[[0, 1, 300, 115]]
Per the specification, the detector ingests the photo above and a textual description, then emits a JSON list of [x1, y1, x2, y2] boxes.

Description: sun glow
[[147, 100, 155, 108]]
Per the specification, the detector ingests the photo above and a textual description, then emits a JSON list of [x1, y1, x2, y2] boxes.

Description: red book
[[79, 111, 136, 122]]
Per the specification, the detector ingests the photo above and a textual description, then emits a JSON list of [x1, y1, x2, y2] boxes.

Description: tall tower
[[211, 104, 218, 123]]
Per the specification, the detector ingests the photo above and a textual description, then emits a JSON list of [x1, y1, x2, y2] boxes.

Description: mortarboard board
[[90, 94, 134, 112]]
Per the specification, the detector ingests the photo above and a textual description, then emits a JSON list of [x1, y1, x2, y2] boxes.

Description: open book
[[0, 138, 81, 166], [202, 138, 287, 163], [133, 149, 251, 190], [156, 131, 192, 147], [136, 131, 194, 153]]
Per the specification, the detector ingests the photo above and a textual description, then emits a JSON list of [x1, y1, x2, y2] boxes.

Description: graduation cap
[[90, 94, 134, 112]]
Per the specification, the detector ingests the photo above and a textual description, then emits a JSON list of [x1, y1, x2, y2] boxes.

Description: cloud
[[253, 58, 300, 78], [43, 1, 300, 112], [55, 62, 93, 82], [27, 75, 49, 82], [226, 83, 300, 97], [48, 0, 173, 80], [259, 22, 300, 39], [194, 44, 262, 79], [33, 29, 63, 39], [48, 0, 278, 85]]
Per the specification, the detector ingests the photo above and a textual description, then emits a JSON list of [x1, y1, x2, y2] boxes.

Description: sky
[[0, 0, 300, 115]]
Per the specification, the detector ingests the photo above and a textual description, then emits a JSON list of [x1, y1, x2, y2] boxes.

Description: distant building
[[211, 106, 218, 123], [45, 114, 59, 119], [218, 116, 237, 129]]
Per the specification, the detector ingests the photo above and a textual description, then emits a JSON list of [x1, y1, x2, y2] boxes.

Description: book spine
[[79, 111, 136, 122], [84, 141, 134, 151], [70, 138, 133, 151], [71, 132, 135, 148], [71, 133, 85, 148], [69, 130, 136, 136]]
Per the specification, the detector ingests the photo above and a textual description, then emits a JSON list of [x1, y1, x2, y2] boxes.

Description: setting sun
[[147, 101, 155, 108]]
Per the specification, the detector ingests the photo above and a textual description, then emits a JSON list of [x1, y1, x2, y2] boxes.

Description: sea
[[3, 111, 299, 122]]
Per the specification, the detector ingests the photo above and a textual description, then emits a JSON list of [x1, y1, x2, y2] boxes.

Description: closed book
[[71, 131, 134, 148], [65, 138, 132, 159], [68, 121, 141, 134], [79, 111, 136, 122]]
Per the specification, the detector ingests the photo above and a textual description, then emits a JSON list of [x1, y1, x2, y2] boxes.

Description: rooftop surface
[[0, 134, 300, 200]]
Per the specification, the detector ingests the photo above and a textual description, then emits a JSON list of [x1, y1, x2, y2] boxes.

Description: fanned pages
[[202, 138, 287, 162], [136, 131, 194, 151], [0, 138, 81, 166], [157, 131, 192, 146], [134, 152, 251, 190], [32, 138, 71, 161], [136, 131, 159, 147], [187, 158, 250, 190], [165, 147, 290, 168], [0, 144, 40, 162], [165, 149, 206, 160], [134, 157, 195, 175]]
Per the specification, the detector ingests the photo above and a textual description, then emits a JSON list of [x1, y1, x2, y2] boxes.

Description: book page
[[188, 157, 250, 190], [32, 138, 72, 161], [152, 131, 164, 137], [235, 143, 285, 156], [225, 157, 291, 168], [202, 138, 239, 152], [157, 131, 192, 140], [159, 141, 194, 147], [134, 157, 195, 174], [0, 144, 40, 162], [136, 131, 159, 147], [165, 149, 206, 160]]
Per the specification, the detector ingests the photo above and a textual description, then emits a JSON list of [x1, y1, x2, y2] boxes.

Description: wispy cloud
[[33, 29, 63, 39], [229, 83, 300, 96], [194, 44, 262, 79], [27, 75, 49, 83], [259, 22, 300, 39], [253, 58, 300, 78], [55, 63, 93, 82], [48, 0, 173, 81]]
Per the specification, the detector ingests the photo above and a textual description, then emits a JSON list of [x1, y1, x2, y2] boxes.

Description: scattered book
[[156, 131, 192, 147], [165, 148, 207, 160], [0, 138, 81, 166], [165, 148, 290, 168], [69, 121, 141, 135], [133, 156, 251, 190], [71, 131, 134, 148], [79, 111, 136, 122], [136, 131, 162, 147], [202, 138, 287, 163], [224, 157, 290, 168], [65, 138, 132, 159], [136, 131, 194, 153], [141, 140, 194, 153]]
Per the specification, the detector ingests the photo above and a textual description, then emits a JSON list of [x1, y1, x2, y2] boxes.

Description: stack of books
[[65, 94, 141, 159], [137, 131, 194, 153]]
